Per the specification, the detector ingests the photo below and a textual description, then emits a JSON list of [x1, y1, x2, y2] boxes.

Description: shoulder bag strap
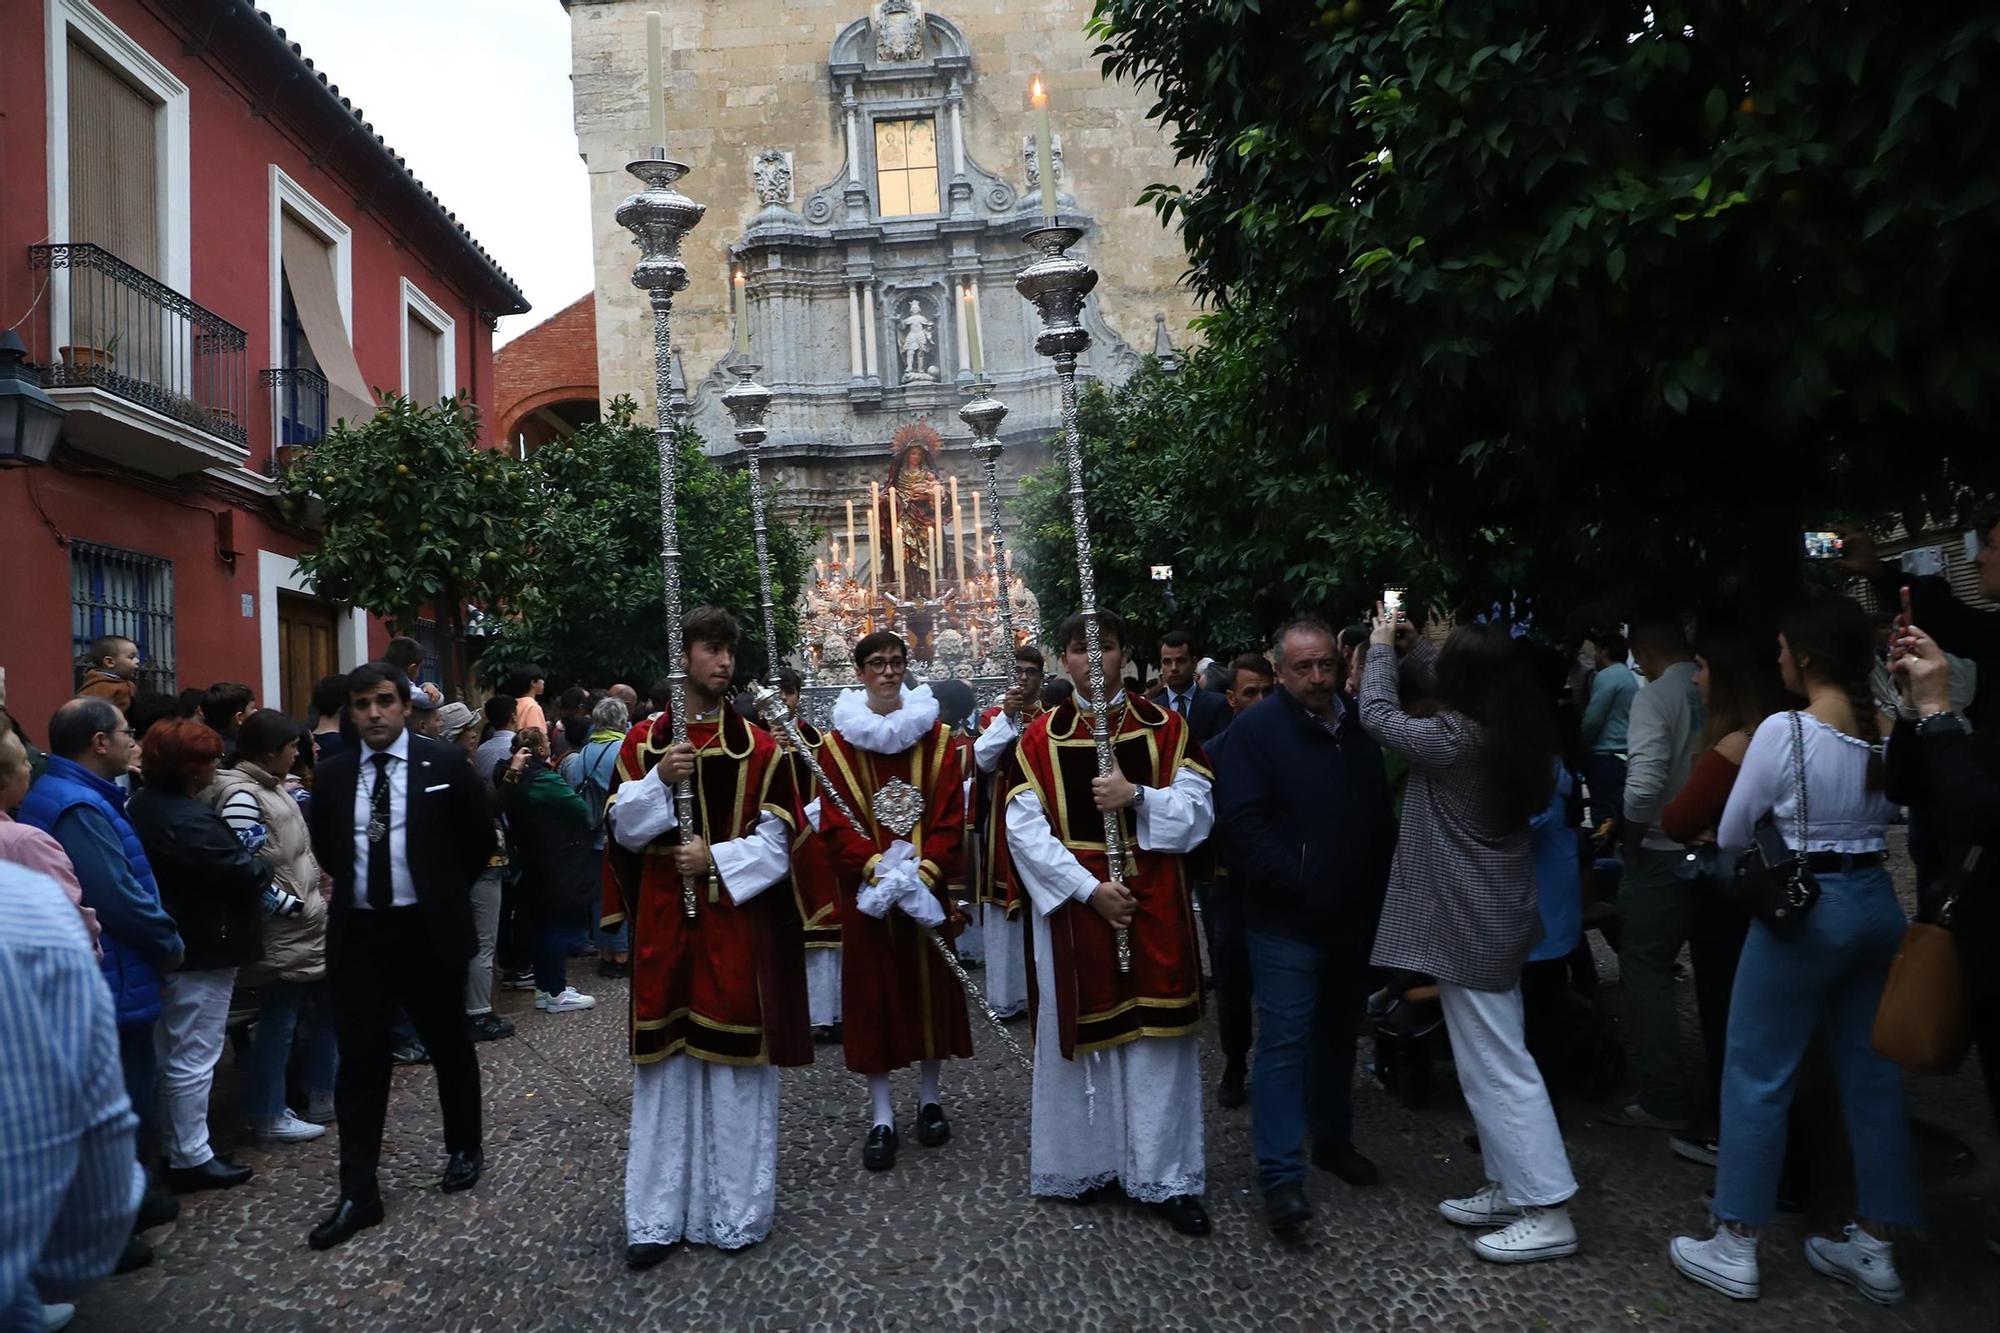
[[1788, 710, 1809, 851]]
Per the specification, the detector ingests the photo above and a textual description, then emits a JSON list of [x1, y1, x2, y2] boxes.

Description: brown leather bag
[[1870, 849, 1978, 1074]]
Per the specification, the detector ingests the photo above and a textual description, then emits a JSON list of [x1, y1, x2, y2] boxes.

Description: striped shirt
[[0, 863, 144, 1325]]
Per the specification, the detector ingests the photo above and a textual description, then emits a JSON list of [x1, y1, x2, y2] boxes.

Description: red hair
[[140, 717, 224, 793]]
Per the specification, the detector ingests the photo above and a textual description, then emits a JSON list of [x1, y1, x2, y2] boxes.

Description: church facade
[[563, 0, 1196, 574]]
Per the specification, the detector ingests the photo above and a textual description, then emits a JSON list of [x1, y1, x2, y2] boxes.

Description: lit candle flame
[[1031, 76, 1046, 107]]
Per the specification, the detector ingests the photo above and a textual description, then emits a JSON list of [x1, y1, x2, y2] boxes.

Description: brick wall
[[493, 293, 600, 444]]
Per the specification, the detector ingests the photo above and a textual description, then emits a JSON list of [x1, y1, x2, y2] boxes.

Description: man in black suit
[[1151, 629, 1232, 746], [304, 662, 497, 1249]]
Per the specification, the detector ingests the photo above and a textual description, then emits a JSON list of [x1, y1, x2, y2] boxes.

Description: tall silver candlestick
[[959, 383, 1015, 662], [722, 364, 780, 683], [616, 151, 706, 920], [1016, 225, 1129, 974]]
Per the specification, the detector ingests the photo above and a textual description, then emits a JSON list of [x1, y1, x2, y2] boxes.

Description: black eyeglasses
[[860, 656, 907, 674]]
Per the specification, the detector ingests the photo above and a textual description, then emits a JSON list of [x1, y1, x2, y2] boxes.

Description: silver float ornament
[[958, 382, 1016, 658], [616, 150, 706, 920], [746, 682, 1034, 1070], [1015, 225, 1131, 974], [722, 363, 780, 683]]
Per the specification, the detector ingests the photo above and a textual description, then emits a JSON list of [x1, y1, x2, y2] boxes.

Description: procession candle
[[733, 269, 749, 356], [891, 492, 905, 594], [846, 499, 857, 573], [962, 281, 983, 375], [868, 485, 881, 602], [949, 475, 963, 585], [971, 625, 980, 660], [972, 489, 983, 567], [932, 478, 945, 582], [645, 12, 666, 146], [1032, 77, 1056, 219]]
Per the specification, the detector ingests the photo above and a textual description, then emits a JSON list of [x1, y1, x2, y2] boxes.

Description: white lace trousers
[[626, 1056, 779, 1249], [1028, 911, 1204, 1202], [981, 903, 1028, 1018], [806, 947, 842, 1026]]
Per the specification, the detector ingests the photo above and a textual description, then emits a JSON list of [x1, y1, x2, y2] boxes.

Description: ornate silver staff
[[1016, 225, 1130, 973], [747, 683, 1034, 1070], [616, 150, 705, 920], [722, 363, 780, 683], [959, 382, 1016, 661]]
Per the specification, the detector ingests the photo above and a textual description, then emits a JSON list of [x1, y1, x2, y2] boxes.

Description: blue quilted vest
[[18, 756, 166, 1025]]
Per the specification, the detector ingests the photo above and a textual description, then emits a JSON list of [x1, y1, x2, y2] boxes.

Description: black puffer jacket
[[496, 757, 597, 920], [128, 787, 273, 971]]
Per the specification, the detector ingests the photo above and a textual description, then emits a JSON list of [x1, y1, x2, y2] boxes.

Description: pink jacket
[[0, 808, 102, 952]]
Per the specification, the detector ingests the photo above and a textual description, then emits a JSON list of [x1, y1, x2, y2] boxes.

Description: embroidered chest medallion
[[872, 777, 923, 837]]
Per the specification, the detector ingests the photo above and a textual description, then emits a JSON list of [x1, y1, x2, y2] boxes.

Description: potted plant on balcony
[[58, 332, 119, 374], [274, 441, 309, 476]]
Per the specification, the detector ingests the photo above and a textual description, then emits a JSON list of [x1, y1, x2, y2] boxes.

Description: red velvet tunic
[[997, 695, 1210, 1058], [817, 719, 973, 1074], [783, 720, 842, 952], [601, 709, 820, 1068]]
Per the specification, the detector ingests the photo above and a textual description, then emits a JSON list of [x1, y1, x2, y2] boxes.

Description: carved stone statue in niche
[[898, 299, 937, 381], [875, 0, 924, 63], [1022, 133, 1066, 193], [751, 149, 794, 207]]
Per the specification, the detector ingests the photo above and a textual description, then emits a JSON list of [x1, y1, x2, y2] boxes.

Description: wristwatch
[[1130, 785, 1148, 814]]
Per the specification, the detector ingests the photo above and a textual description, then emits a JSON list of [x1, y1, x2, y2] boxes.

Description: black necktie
[[1176, 693, 1191, 721], [367, 751, 393, 909]]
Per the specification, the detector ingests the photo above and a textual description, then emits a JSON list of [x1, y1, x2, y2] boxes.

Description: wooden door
[[277, 592, 338, 719]]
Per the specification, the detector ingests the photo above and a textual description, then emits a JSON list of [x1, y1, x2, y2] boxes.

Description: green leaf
[[1606, 247, 1626, 282], [1663, 381, 1690, 414]]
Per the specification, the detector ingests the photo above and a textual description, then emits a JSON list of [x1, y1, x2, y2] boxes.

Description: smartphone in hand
[[1803, 531, 1846, 560]]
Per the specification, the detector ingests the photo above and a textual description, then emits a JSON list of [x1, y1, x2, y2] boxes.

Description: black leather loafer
[[1311, 1141, 1381, 1187], [135, 1188, 180, 1232], [1155, 1194, 1212, 1236], [863, 1123, 898, 1171], [916, 1102, 950, 1148], [165, 1157, 253, 1193], [440, 1148, 484, 1194], [308, 1196, 384, 1250], [1265, 1182, 1312, 1237], [1217, 1065, 1248, 1110], [626, 1241, 673, 1270]]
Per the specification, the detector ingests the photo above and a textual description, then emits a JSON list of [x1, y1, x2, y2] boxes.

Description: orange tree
[[1091, 0, 2000, 615]]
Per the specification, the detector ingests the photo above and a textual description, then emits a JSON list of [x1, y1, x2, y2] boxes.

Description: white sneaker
[[256, 1108, 327, 1143], [1470, 1204, 1578, 1263], [1671, 1224, 1760, 1300], [539, 986, 596, 1013], [1804, 1223, 1905, 1305], [1439, 1181, 1524, 1228], [42, 1303, 76, 1332]]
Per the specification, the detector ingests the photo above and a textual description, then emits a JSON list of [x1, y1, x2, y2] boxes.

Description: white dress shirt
[[1003, 755, 1214, 914], [973, 710, 1019, 774], [606, 762, 791, 905], [351, 728, 417, 908]]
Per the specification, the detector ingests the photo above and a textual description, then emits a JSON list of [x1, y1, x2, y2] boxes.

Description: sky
[[257, 0, 593, 346]]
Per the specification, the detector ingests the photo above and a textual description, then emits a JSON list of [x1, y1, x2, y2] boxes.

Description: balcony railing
[[28, 243, 250, 449], [261, 367, 329, 473]]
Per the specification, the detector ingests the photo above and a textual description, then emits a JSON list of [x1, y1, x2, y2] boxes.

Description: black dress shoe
[[1217, 1065, 1248, 1110], [308, 1196, 384, 1250], [1154, 1193, 1212, 1236], [597, 957, 631, 979], [1311, 1141, 1380, 1187], [135, 1187, 180, 1232], [440, 1148, 484, 1194], [1265, 1182, 1312, 1235], [468, 1012, 515, 1042], [862, 1123, 898, 1171], [165, 1157, 254, 1193], [626, 1241, 673, 1269], [391, 1041, 430, 1066], [916, 1102, 950, 1147], [114, 1234, 154, 1274]]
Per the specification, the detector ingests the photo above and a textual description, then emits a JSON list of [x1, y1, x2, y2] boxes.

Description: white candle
[[931, 479, 944, 584], [962, 281, 983, 375], [645, 12, 666, 146], [868, 482, 881, 603], [972, 490, 983, 568], [733, 269, 748, 356], [1032, 78, 1056, 218], [949, 475, 963, 585], [845, 499, 857, 573], [890, 489, 905, 594]]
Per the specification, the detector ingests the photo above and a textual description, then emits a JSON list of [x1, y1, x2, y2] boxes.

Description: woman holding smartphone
[[1669, 596, 1918, 1306]]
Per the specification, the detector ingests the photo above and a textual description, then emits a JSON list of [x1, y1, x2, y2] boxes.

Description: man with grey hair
[[1214, 617, 1396, 1239]]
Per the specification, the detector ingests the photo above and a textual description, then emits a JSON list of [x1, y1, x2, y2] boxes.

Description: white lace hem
[[1030, 1170, 1205, 1204]]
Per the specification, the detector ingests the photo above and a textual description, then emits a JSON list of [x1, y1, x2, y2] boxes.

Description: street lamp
[[0, 330, 62, 467]]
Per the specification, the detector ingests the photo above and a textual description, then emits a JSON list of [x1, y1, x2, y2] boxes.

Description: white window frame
[[45, 0, 192, 337], [256, 550, 369, 715], [268, 166, 354, 372], [400, 277, 456, 400]]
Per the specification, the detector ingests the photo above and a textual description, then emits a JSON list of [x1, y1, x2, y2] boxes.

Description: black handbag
[[1729, 711, 1821, 937]]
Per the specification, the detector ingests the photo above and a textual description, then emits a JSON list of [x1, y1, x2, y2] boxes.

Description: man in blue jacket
[[1214, 618, 1395, 1239], [18, 696, 185, 1271]]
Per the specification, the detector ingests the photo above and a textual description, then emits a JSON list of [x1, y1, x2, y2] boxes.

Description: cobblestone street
[[69, 924, 2000, 1333]]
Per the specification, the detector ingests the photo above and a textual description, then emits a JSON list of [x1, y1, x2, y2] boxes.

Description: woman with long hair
[[126, 718, 272, 1192], [1359, 619, 1576, 1264], [1658, 622, 1792, 1170], [1670, 596, 1918, 1306]]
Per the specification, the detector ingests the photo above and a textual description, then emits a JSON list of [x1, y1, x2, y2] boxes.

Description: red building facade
[[0, 0, 527, 730]]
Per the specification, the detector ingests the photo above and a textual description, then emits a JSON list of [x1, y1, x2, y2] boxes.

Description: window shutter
[[280, 213, 376, 422], [68, 41, 159, 275], [406, 312, 441, 404]]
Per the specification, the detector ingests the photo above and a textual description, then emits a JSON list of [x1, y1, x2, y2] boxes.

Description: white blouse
[[1716, 711, 1896, 857]]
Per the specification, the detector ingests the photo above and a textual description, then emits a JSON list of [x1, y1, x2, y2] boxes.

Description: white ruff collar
[[832, 682, 939, 755]]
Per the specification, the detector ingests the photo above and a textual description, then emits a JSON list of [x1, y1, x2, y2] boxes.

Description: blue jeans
[[245, 980, 338, 1121], [1714, 867, 1923, 1228], [1246, 928, 1364, 1193]]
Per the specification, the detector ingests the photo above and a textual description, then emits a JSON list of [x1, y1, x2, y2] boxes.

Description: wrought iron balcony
[[27, 243, 250, 458], [261, 366, 329, 475]]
